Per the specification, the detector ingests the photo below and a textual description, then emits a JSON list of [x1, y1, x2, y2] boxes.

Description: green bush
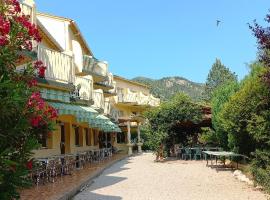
[[251, 150, 270, 192]]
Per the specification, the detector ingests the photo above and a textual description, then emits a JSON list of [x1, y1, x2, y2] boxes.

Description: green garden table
[[202, 151, 245, 169]]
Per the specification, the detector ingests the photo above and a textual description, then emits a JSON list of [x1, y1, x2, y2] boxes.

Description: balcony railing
[[37, 46, 75, 84], [148, 95, 160, 107], [93, 90, 105, 110], [74, 76, 93, 101], [117, 88, 160, 107], [137, 92, 149, 105], [97, 72, 114, 88], [104, 100, 111, 115], [83, 55, 108, 78], [117, 88, 138, 104]]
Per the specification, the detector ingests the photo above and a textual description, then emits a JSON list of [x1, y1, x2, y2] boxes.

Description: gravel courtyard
[[74, 153, 268, 200]]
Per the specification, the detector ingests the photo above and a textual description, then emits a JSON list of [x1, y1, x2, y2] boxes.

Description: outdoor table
[[202, 151, 245, 168]]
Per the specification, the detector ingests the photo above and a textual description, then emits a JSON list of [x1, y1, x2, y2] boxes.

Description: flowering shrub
[[0, 0, 58, 199]]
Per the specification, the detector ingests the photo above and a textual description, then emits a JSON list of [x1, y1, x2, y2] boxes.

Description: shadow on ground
[[74, 157, 132, 200]]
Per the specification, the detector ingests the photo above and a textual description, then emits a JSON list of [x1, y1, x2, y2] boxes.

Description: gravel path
[[74, 153, 268, 200]]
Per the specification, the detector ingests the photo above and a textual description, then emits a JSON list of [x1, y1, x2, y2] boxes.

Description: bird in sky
[[216, 20, 221, 27]]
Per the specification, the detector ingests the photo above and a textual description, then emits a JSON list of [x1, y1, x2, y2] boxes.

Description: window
[[75, 127, 79, 146], [85, 128, 91, 146], [93, 129, 99, 146], [117, 132, 126, 143]]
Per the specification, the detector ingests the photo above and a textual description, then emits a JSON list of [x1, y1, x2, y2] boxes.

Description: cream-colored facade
[[107, 76, 160, 155], [19, 0, 159, 158]]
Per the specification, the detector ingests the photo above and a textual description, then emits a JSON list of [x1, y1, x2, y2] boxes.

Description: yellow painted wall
[[114, 77, 150, 95], [33, 114, 100, 158]]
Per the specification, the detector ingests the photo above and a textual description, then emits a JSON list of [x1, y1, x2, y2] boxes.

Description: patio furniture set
[[177, 147, 221, 160], [29, 148, 113, 186], [177, 146, 247, 169]]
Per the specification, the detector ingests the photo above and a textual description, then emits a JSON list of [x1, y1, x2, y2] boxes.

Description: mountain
[[132, 76, 205, 101]]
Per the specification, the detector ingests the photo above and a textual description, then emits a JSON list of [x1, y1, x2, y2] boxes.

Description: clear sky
[[35, 0, 269, 83]]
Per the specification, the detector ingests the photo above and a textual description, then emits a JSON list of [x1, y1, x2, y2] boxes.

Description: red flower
[[27, 79, 37, 87], [37, 98, 45, 109], [16, 15, 42, 43], [23, 40, 32, 51], [0, 16, 10, 35], [30, 115, 42, 127], [38, 66, 46, 78], [26, 160, 33, 170], [47, 106, 58, 119], [13, 0, 21, 13], [34, 61, 43, 69], [0, 35, 8, 46]]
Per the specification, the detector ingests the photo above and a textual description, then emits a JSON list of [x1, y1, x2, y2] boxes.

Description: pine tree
[[204, 59, 237, 101]]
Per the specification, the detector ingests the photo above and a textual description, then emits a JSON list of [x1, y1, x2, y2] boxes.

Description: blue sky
[[36, 0, 269, 83]]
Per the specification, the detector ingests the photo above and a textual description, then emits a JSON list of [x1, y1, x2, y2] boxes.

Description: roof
[[36, 12, 93, 56], [37, 20, 63, 51], [114, 75, 150, 89]]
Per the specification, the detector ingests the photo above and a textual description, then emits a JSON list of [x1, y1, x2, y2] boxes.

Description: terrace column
[[137, 122, 142, 153], [127, 121, 133, 155]]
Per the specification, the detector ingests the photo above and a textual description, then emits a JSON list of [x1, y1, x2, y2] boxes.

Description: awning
[[49, 102, 98, 120], [49, 102, 121, 132], [89, 115, 121, 132]]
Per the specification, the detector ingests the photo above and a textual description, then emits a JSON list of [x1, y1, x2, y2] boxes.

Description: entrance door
[[60, 124, 65, 154]]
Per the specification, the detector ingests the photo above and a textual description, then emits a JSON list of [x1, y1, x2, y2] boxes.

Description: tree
[[0, 1, 57, 199], [211, 80, 239, 149], [219, 63, 268, 155], [204, 59, 237, 101], [143, 93, 203, 154]]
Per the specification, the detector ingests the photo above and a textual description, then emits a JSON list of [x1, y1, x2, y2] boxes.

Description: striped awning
[[49, 102, 121, 132], [49, 102, 98, 120], [89, 115, 121, 132]]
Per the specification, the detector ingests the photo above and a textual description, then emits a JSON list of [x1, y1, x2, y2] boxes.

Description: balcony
[[93, 90, 105, 111], [37, 46, 75, 84], [82, 55, 108, 82], [148, 95, 160, 107], [104, 100, 111, 116], [94, 72, 115, 92], [116, 88, 160, 107], [137, 92, 150, 105], [117, 89, 138, 105], [69, 76, 93, 105]]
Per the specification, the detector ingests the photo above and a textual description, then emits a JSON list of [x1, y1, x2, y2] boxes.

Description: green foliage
[[0, 1, 57, 199], [132, 76, 204, 102], [219, 63, 268, 155], [250, 149, 270, 192], [143, 93, 203, 153], [204, 59, 237, 101], [211, 81, 239, 149], [198, 127, 219, 146]]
